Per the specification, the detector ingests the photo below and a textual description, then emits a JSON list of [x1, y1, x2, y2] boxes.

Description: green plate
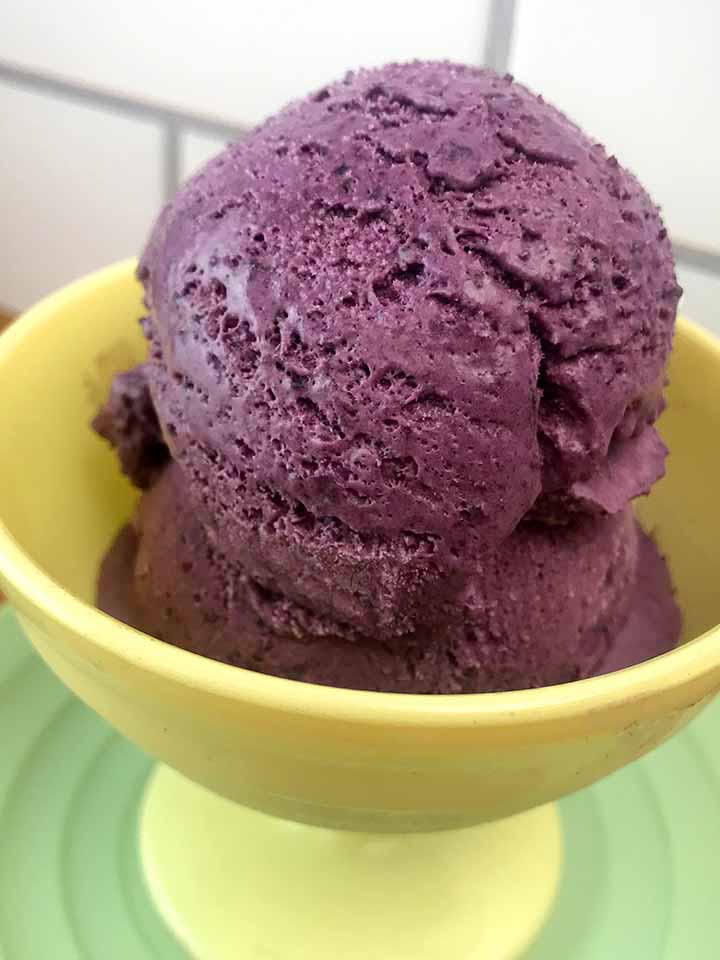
[[1, 605, 719, 959]]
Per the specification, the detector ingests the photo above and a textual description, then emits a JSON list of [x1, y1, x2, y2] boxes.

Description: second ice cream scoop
[[99, 463, 679, 693]]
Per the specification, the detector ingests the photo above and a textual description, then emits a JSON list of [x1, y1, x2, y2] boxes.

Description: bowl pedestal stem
[[141, 765, 563, 960]]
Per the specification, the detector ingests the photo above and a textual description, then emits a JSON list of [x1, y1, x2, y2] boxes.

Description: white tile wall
[[181, 132, 230, 183], [2, 0, 491, 127], [511, 0, 720, 254], [677, 265, 720, 337], [2, 1, 719, 318], [0, 84, 162, 309]]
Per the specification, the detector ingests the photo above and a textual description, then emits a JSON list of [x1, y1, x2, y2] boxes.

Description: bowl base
[[141, 766, 562, 960]]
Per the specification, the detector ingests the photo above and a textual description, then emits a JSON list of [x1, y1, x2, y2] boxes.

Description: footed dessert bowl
[[1, 260, 719, 959]]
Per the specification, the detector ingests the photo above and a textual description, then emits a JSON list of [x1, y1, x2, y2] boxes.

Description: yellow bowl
[[3, 259, 720, 959], [0, 259, 720, 835]]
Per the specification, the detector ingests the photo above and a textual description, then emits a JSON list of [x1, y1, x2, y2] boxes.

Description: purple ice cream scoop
[[131, 61, 679, 636], [95, 61, 682, 691]]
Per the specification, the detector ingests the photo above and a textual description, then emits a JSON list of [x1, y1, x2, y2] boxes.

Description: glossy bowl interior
[[1, 260, 719, 832]]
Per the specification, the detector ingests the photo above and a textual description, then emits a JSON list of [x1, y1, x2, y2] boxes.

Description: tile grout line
[[0, 59, 244, 141], [162, 120, 182, 201], [672, 243, 720, 276], [483, 0, 517, 73]]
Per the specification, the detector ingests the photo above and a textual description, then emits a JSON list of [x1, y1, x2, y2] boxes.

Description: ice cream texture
[[95, 61, 682, 692]]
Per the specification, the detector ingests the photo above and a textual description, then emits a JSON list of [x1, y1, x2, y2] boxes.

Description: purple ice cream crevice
[[92, 364, 168, 489]]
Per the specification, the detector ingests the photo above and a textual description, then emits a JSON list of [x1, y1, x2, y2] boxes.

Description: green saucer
[[1, 605, 719, 959]]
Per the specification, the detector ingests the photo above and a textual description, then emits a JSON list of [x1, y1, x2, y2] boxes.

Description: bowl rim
[[1, 259, 720, 729]]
